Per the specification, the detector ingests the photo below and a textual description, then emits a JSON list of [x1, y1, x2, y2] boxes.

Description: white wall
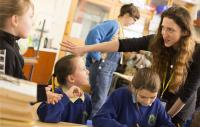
[[18, 0, 72, 54], [33, 0, 72, 50]]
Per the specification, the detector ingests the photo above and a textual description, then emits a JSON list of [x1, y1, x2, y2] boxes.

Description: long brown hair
[[150, 6, 196, 91], [0, 0, 33, 28]]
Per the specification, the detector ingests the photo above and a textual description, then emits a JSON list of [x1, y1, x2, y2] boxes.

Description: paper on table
[[0, 119, 88, 127], [113, 72, 133, 82]]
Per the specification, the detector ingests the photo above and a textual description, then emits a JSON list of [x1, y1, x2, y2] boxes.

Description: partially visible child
[[0, 0, 62, 104], [92, 68, 175, 127], [37, 55, 92, 124]]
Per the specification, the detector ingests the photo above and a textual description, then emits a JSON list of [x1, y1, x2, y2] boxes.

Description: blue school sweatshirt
[[37, 88, 92, 124], [92, 87, 175, 127], [85, 20, 119, 67]]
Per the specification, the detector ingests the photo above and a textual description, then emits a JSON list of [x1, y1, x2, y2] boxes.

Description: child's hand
[[45, 85, 63, 104], [65, 86, 83, 98]]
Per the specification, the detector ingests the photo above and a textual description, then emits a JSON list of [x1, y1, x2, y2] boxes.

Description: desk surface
[[0, 119, 88, 127]]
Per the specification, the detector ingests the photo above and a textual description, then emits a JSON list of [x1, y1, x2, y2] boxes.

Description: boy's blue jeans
[[89, 60, 118, 117]]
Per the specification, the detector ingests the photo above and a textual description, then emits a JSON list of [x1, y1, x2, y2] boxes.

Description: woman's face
[[161, 17, 182, 47], [136, 89, 157, 106], [71, 57, 90, 87]]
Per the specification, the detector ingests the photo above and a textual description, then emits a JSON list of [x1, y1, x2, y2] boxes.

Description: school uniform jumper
[[92, 87, 174, 127], [37, 87, 92, 124], [85, 20, 121, 117]]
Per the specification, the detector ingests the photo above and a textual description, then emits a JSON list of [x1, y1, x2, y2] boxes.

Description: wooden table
[[0, 119, 88, 127]]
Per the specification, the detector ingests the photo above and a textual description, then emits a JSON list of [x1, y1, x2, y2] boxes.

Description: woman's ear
[[11, 15, 19, 27]]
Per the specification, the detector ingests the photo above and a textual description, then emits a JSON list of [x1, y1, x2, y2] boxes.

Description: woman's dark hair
[[131, 68, 161, 93], [53, 55, 77, 85], [150, 6, 195, 91], [119, 3, 140, 20]]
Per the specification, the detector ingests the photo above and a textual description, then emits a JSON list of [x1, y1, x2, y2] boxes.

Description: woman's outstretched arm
[[60, 40, 119, 56]]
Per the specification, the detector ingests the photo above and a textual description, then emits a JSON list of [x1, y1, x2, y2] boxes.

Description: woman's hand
[[65, 85, 83, 98], [60, 40, 86, 56], [167, 98, 185, 118], [45, 85, 63, 105]]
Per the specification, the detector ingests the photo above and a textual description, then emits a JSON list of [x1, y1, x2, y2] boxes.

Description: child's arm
[[37, 100, 66, 123], [84, 93, 92, 122], [92, 93, 128, 127], [156, 100, 175, 127], [37, 86, 85, 123], [37, 88, 68, 123]]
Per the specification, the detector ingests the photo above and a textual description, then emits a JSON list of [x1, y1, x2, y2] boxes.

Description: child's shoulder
[[111, 87, 132, 98], [102, 20, 118, 25], [84, 93, 91, 100], [54, 87, 65, 95], [114, 87, 130, 93], [151, 98, 164, 109], [96, 20, 118, 30]]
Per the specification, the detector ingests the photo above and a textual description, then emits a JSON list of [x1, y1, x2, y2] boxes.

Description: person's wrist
[[83, 45, 88, 54]]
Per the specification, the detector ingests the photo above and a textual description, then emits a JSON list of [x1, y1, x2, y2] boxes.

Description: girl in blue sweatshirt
[[92, 68, 174, 127], [37, 55, 92, 124]]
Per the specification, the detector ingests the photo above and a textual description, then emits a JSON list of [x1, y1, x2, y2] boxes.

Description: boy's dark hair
[[119, 3, 140, 20], [131, 68, 161, 93], [53, 55, 76, 85]]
